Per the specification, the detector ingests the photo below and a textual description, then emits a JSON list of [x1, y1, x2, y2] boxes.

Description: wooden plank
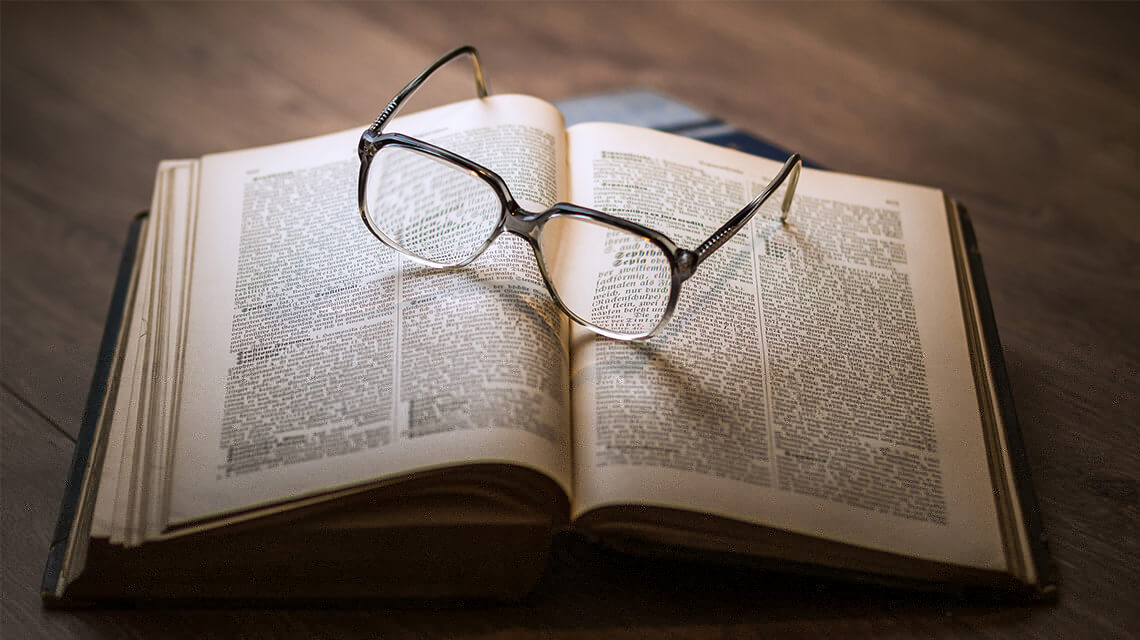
[[1, 1, 1137, 637], [1, 390, 77, 638]]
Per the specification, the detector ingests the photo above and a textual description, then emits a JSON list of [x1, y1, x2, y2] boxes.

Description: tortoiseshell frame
[[357, 45, 802, 340]]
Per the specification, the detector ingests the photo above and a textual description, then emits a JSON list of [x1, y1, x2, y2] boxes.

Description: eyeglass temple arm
[[691, 153, 802, 268], [368, 45, 490, 135]]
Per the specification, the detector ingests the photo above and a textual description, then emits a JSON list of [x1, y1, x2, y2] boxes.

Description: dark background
[[3, 2, 1137, 638]]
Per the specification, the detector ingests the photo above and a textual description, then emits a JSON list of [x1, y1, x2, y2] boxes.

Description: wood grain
[[2, 2, 1137, 638]]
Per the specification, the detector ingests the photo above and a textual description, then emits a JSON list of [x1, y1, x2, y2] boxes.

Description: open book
[[43, 92, 1053, 603]]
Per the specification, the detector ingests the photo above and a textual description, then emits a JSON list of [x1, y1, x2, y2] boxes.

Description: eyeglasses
[[357, 45, 802, 340]]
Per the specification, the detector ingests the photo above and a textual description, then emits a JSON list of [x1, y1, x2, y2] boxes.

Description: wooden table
[[3, 3, 1137, 637]]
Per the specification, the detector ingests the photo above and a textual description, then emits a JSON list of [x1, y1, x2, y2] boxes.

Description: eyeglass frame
[[357, 45, 802, 341]]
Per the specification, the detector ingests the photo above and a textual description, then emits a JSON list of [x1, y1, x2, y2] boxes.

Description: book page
[[565, 122, 1005, 571], [167, 95, 572, 525]]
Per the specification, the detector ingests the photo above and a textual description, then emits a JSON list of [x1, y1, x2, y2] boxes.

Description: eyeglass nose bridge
[[500, 205, 544, 240]]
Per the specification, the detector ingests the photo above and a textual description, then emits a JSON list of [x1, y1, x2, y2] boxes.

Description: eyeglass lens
[[537, 215, 672, 337], [364, 145, 502, 267]]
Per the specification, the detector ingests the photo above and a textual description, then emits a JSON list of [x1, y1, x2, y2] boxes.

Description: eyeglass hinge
[[358, 131, 382, 159], [676, 250, 698, 281]]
